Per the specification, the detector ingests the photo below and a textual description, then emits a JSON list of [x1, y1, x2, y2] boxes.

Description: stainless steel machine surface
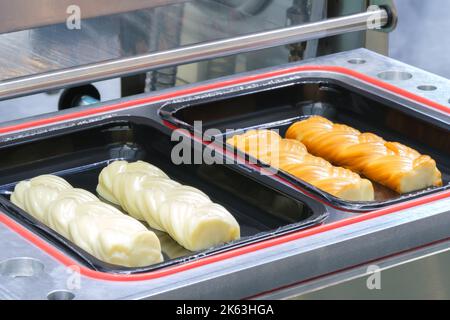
[[258, 240, 450, 300], [0, 49, 448, 300]]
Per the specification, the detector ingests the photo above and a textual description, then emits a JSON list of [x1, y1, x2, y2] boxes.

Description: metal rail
[[0, 8, 389, 100]]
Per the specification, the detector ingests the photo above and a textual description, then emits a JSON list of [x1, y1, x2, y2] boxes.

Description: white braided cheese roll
[[69, 202, 162, 267], [11, 175, 72, 221], [11, 175, 162, 267], [97, 160, 167, 206], [97, 161, 241, 251], [45, 188, 98, 238]]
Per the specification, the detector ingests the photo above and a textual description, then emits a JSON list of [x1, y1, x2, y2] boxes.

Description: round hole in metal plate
[[47, 290, 75, 300], [417, 85, 437, 91], [348, 58, 366, 65], [0, 257, 44, 278], [377, 71, 413, 81]]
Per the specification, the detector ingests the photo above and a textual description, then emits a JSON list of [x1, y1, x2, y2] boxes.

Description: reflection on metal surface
[[293, 245, 450, 300], [147, 4, 185, 91], [0, 1, 298, 82], [0, 8, 388, 100], [0, 0, 189, 34], [253, 239, 450, 300], [0, 0, 293, 121]]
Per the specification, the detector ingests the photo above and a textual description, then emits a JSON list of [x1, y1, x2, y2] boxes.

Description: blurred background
[[390, 0, 450, 78]]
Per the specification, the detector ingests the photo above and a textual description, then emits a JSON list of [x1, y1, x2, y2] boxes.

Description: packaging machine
[[0, 0, 448, 300]]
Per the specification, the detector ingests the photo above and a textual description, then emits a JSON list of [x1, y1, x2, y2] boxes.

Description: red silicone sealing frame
[[0, 65, 448, 282]]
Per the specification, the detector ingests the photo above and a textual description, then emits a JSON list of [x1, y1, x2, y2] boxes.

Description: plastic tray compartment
[[160, 78, 450, 211], [0, 117, 327, 274]]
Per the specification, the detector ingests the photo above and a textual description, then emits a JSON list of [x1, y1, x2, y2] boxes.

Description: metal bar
[[0, 8, 388, 101]]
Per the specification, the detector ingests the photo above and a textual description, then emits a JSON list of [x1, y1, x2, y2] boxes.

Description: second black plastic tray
[[160, 78, 450, 211]]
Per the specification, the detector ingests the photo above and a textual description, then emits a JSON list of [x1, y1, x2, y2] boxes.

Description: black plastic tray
[[160, 78, 450, 211], [0, 117, 327, 274]]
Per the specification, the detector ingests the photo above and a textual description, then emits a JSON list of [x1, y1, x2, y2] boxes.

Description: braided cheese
[[97, 161, 240, 251], [11, 175, 162, 267], [227, 130, 374, 201], [286, 116, 443, 194]]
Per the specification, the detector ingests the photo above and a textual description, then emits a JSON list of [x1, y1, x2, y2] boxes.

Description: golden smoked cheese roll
[[227, 130, 374, 201], [11, 175, 162, 267], [97, 161, 240, 252], [286, 116, 443, 194]]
